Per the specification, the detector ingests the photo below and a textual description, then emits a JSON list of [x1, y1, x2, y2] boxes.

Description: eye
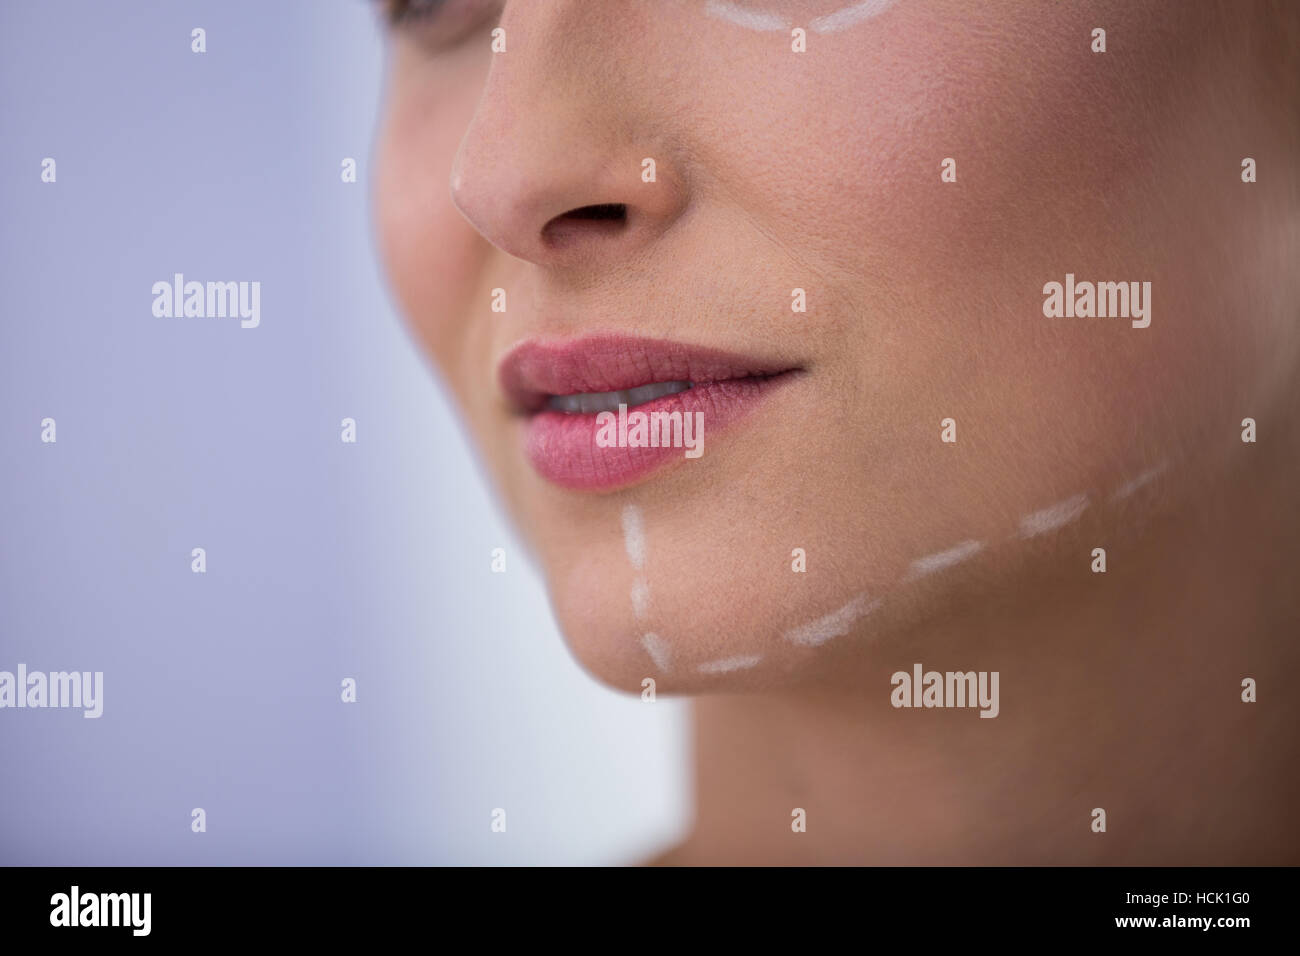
[[380, 0, 448, 25], [376, 0, 503, 50]]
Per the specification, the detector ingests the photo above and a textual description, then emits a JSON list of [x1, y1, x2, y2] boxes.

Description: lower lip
[[522, 373, 798, 491]]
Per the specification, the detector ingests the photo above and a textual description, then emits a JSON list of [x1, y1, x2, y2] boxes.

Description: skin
[[373, 0, 1300, 863]]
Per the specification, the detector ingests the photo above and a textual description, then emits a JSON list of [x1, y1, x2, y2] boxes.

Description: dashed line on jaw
[[697, 653, 763, 674], [904, 539, 985, 581], [1018, 493, 1090, 539], [630, 576, 651, 620], [622, 506, 665, 673], [622, 504, 651, 627], [622, 504, 647, 570], [1110, 463, 1168, 502], [784, 592, 882, 647], [622, 463, 1163, 678], [641, 633, 671, 672]]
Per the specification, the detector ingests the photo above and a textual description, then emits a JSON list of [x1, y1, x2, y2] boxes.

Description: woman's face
[[374, 0, 1295, 690]]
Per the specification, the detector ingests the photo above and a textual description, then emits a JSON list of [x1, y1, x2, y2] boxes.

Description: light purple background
[[0, 0, 687, 865]]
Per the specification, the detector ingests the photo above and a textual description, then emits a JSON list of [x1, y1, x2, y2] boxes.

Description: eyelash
[[380, 0, 504, 52], [381, 0, 447, 26]]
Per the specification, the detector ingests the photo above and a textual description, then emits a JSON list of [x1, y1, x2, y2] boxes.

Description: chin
[[538, 514, 868, 696]]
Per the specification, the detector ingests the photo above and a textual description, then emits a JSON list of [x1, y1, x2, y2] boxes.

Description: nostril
[[561, 203, 627, 221], [541, 203, 628, 248]]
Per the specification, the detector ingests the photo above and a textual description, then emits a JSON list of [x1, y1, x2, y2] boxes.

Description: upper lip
[[498, 333, 802, 414]]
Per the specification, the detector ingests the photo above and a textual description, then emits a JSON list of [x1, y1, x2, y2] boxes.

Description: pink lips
[[498, 334, 801, 491]]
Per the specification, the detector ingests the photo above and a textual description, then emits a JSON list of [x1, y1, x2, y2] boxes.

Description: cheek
[[696, 2, 1170, 271], [699, 4, 1223, 462], [374, 59, 488, 373]]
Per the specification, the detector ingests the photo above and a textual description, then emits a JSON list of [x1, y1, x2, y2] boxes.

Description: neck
[[679, 428, 1300, 865]]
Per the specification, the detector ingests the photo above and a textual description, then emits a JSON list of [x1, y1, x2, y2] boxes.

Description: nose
[[449, 2, 689, 269]]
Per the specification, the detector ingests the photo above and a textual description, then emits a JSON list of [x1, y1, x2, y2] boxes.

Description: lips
[[498, 334, 801, 491]]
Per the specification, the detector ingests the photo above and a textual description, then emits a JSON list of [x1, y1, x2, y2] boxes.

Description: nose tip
[[448, 92, 687, 269], [452, 149, 687, 268]]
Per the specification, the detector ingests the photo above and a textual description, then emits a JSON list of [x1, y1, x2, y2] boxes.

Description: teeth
[[546, 380, 692, 414]]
